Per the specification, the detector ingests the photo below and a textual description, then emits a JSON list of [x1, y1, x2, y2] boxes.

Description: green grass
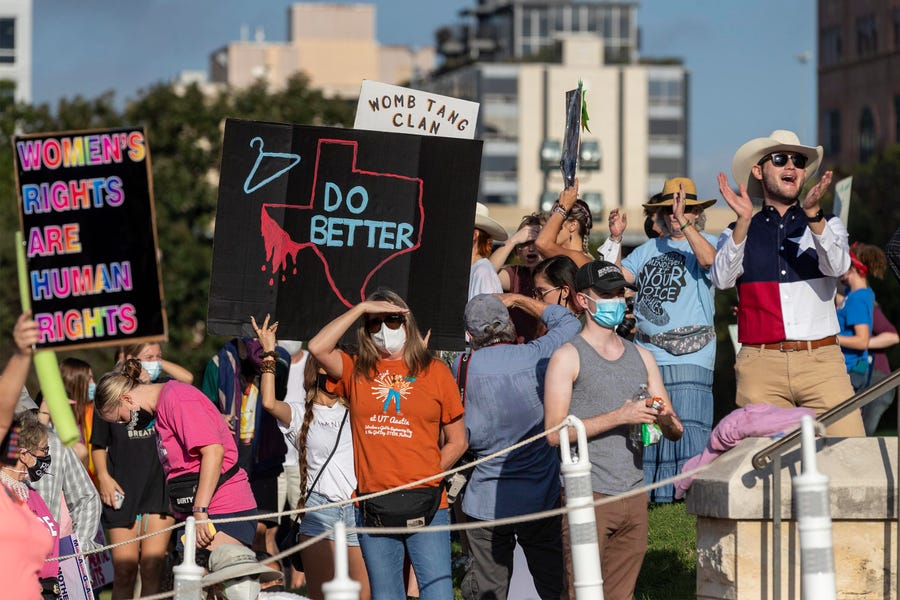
[[634, 502, 697, 600]]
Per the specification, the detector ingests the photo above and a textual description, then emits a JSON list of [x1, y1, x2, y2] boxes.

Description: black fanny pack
[[360, 485, 442, 529], [168, 463, 240, 513]]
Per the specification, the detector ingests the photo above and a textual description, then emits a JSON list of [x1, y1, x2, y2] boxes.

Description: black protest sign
[[209, 119, 483, 350], [14, 127, 167, 350]]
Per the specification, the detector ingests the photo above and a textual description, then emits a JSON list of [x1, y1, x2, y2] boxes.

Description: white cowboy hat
[[474, 202, 508, 241], [731, 130, 823, 200]]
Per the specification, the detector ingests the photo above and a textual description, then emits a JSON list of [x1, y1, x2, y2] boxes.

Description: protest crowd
[[3, 90, 900, 600]]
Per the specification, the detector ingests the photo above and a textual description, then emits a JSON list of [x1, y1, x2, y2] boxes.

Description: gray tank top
[[569, 334, 648, 495]]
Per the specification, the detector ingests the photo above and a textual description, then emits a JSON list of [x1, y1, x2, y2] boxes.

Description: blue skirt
[[643, 364, 713, 502]]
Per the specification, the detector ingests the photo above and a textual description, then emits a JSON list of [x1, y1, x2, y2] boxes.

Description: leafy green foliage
[[0, 76, 353, 380]]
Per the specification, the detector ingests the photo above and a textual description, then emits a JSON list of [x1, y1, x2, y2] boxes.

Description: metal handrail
[[752, 368, 900, 469], [747, 367, 900, 600]]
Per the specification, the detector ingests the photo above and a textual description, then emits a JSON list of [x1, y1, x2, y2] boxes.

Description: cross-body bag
[[445, 351, 477, 505], [278, 409, 349, 557], [167, 462, 240, 513]]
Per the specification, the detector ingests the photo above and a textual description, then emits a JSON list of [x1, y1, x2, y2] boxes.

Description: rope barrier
[[48, 420, 715, 563]]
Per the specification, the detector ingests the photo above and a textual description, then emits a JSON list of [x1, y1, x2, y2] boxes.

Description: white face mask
[[278, 340, 303, 356], [371, 323, 407, 355], [223, 578, 261, 600]]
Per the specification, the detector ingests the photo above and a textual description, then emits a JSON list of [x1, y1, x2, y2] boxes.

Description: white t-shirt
[[281, 354, 308, 467], [469, 257, 503, 300], [278, 400, 356, 502]]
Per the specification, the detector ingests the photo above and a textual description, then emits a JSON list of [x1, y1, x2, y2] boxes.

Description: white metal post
[[793, 415, 836, 600], [173, 516, 205, 600], [323, 521, 361, 600], [559, 415, 604, 600]]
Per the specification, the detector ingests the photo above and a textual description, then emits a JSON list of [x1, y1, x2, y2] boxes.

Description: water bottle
[[630, 385, 651, 445]]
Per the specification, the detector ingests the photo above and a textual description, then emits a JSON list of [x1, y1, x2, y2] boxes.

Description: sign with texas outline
[[209, 119, 483, 350]]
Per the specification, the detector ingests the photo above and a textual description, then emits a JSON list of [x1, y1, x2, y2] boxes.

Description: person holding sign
[[94, 359, 258, 551], [308, 288, 467, 600], [536, 178, 626, 268]]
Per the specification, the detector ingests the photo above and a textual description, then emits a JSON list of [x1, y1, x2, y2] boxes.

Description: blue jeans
[[356, 507, 452, 600]]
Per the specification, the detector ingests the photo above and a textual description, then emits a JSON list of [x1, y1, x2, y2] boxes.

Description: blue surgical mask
[[584, 295, 626, 328], [141, 361, 162, 382], [87, 382, 96, 401]]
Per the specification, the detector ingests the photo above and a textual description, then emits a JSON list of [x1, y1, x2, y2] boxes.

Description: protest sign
[[58, 534, 95, 600], [14, 127, 167, 350], [355, 80, 479, 140], [833, 175, 852, 225], [208, 119, 483, 350]]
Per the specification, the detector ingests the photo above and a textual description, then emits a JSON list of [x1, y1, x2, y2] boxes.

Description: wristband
[[260, 350, 279, 359], [806, 209, 825, 223], [260, 362, 276, 375], [551, 203, 569, 219], [680, 220, 694, 231], [192, 506, 208, 513]]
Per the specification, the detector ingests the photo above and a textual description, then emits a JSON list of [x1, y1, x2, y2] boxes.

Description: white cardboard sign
[[354, 80, 479, 140]]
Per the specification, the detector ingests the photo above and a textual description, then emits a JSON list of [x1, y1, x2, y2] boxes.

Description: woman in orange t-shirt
[[309, 288, 467, 600]]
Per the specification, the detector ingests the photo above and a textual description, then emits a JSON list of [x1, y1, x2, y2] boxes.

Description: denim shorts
[[298, 490, 359, 546]]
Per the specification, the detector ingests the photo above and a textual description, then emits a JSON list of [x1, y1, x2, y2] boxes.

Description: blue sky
[[33, 0, 816, 201]]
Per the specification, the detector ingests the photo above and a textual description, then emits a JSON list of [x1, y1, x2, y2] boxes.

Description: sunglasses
[[533, 286, 561, 299], [366, 314, 405, 334], [758, 152, 809, 169]]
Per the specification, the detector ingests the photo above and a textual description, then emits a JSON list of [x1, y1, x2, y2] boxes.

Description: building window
[[821, 110, 841, 155], [0, 18, 14, 64], [820, 26, 842, 66], [856, 14, 878, 57], [859, 107, 876, 163], [648, 78, 683, 106]]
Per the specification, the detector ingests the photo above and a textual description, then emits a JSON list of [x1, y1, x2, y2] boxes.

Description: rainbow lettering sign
[[14, 127, 167, 350], [209, 119, 483, 351]]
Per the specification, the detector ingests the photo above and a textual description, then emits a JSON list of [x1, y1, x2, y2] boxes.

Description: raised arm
[[672, 183, 715, 269], [308, 300, 409, 378], [160, 358, 194, 384], [0, 312, 38, 438], [251, 315, 293, 426], [535, 179, 590, 267]]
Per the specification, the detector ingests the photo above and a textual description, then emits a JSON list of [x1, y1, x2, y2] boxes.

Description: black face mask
[[28, 453, 51, 482], [128, 408, 156, 432]]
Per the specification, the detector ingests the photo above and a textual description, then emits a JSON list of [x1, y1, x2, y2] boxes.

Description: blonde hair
[[354, 288, 432, 379], [94, 358, 144, 416]]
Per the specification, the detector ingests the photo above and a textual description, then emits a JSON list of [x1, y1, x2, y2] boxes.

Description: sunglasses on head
[[366, 314, 405, 334], [758, 152, 809, 169]]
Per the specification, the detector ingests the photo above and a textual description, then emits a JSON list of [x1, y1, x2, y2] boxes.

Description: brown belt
[[743, 336, 838, 352]]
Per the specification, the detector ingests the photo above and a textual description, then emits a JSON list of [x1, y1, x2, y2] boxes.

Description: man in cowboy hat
[[712, 129, 864, 436], [617, 177, 718, 502]]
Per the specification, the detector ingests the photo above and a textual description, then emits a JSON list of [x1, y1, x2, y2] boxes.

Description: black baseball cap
[[575, 260, 636, 293]]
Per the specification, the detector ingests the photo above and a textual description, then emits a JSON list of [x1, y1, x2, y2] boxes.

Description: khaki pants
[[563, 492, 648, 600], [734, 344, 865, 437]]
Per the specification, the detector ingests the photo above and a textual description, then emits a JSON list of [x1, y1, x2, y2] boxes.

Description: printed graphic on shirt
[[636, 252, 687, 326], [365, 370, 415, 439]]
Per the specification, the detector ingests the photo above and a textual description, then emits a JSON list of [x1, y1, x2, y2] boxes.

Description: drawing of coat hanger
[[243, 137, 302, 194]]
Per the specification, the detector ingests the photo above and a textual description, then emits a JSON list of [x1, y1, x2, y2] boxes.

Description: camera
[[616, 296, 636, 339]]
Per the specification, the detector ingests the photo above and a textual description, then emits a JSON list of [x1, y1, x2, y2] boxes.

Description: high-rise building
[[209, 3, 434, 99], [0, 0, 32, 104], [818, 0, 900, 168], [425, 0, 702, 237]]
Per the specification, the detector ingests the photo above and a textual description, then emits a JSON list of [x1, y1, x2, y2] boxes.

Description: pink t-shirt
[[24, 489, 60, 579], [0, 488, 52, 598], [154, 381, 255, 515]]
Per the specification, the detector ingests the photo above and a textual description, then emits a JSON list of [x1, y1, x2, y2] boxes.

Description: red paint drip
[[260, 206, 304, 277]]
